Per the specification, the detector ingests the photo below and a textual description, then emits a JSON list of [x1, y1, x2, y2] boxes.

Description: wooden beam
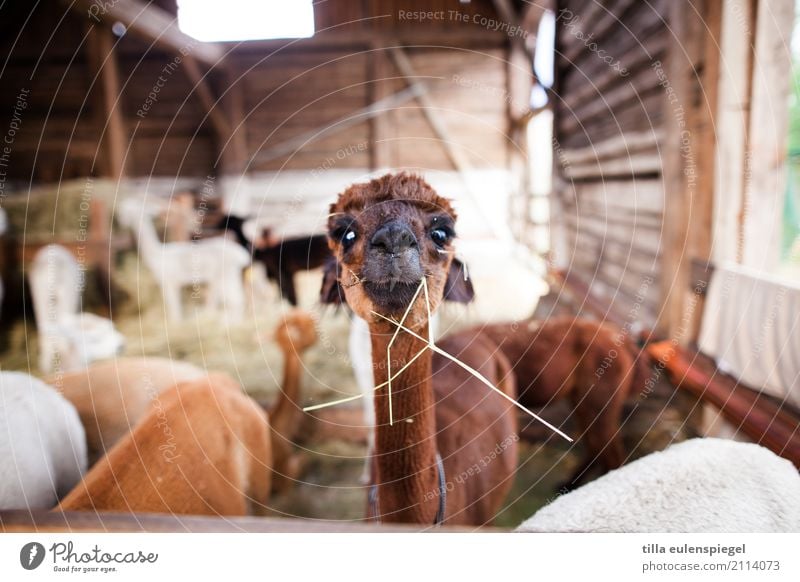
[[219, 66, 249, 174], [657, 0, 697, 341], [252, 85, 424, 165], [86, 24, 127, 179], [0, 510, 489, 533], [67, 0, 225, 67], [368, 45, 393, 170], [222, 29, 508, 54], [712, 0, 755, 264], [182, 54, 231, 140], [388, 47, 471, 174], [741, 0, 795, 269], [648, 342, 800, 468]]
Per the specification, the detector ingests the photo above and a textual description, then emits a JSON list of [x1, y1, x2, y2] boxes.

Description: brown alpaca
[[57, 373, 272, 516], [321, 173, 518, 526], [270, 310, 318, 493], [47, 357, 206, 464], [479, 318, 651, 489]]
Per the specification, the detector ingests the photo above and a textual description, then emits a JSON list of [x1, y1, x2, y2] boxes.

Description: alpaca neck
[[370, 321, 440, 523], [133, 215, 161, 258], [271, 347, 302, 440]]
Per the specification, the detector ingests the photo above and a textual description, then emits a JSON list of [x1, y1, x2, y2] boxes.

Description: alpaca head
[[321, 173, 473, 326]]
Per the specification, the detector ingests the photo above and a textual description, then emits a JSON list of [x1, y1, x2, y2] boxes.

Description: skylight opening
[[177, 0, 315, 42]]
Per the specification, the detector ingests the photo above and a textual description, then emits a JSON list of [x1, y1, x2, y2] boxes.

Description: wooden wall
[[551, 0, 723, 336], [0, 0, 513, 184], [552, 0, 671, 328]]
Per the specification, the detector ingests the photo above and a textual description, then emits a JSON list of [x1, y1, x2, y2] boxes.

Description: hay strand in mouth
[[386, 277, 426, 425], [302, 344, 428, 412], [303, 274, 570, 442], [371, 311, 573, 443]]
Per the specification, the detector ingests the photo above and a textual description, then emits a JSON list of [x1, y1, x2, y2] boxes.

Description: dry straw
[[304, 278, 573, 442]]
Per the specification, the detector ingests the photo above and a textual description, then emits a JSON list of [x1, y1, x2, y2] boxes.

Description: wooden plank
[[741, 0, 795, 269], [561, 20, 669, 110], [648, 342, 800, 468], [563, 214, 663, 257], [0, 510, 490, 533], [561, 130, 664, 165], [560, 0, 629, 63], [564, 151, 662, 179], [712, 0, 755, 264], [224, 29, 508, 55], [369, 45, 392, 169], [66, 0, 225, 67], [182, 55, 231, 144], [215, 66, 249, 173], [560, 63, 667, 135], [251, 85, 423, 164], [656, 0, 694, 339], [389, 47, 472, 173], [567, 179, 666, 213]]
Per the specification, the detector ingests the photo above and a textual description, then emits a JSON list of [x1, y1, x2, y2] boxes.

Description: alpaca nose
[[370, 221, 418, 255]]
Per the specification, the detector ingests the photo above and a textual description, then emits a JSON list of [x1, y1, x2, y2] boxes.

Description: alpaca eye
[[343, 230, 357, 245], [430, 228, 448, 246]]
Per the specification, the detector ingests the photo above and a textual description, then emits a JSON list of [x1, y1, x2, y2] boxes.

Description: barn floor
[[0, 251, 697, 527]]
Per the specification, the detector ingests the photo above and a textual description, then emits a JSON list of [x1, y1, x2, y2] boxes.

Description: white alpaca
[[117, 198, 250, 323], [0, 372, 88, 510], [29, 245, 125, 374], [516, 438, 800, 533]]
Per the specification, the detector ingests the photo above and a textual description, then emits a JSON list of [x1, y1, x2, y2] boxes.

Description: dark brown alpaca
[[216, 214, 330, 306], [321, 173, 518, 526], [270, 310, 318, 493], [478, 318, 651, 489]]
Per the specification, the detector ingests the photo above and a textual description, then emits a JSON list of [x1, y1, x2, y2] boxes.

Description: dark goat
[[216, 214, 330, 306]]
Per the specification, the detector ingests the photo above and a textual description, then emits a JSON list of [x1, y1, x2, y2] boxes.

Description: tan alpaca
[[269, 310, 318, 493], [58, 374, 272, 516], [48, 357, 206, 464]]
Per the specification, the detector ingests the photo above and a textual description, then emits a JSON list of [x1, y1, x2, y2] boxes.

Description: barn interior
[[0, 0, 799, 532]]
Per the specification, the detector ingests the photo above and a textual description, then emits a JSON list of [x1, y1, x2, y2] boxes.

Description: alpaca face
[[321, 174, 473, 324]]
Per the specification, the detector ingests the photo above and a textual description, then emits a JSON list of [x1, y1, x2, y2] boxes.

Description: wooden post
[[659, 0, 722, 342], [741, 0, 795, 269], [182, 56, 232, 143], [713, 0, 756, 265], [368, 45, 392, 171], [220, 66, 249, 174], [87, 25, 127, 179]]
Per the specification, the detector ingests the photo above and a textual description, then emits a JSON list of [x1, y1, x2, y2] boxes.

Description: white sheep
[[117, 198, 250, 323], [0, 372, 88, 510], [516, 438, 800, 533], [29, 244, 125, 374]]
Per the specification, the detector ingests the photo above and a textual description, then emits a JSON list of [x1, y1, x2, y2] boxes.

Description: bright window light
[[177, 0, 315, 42]]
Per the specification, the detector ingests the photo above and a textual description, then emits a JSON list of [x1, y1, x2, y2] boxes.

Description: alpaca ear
[[443, 258, 475, 303], [320, 257, 344, 304]]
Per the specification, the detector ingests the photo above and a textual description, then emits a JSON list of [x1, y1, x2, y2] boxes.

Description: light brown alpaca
[[478, 318, 652, 490], [57, 373, 272, 516], [47, 358, 206, 464], [270, 310, 318, 493], [321, 173, 518, 526]]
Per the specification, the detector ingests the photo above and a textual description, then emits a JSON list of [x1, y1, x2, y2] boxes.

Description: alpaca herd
[[2, 173, 798, 532]]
